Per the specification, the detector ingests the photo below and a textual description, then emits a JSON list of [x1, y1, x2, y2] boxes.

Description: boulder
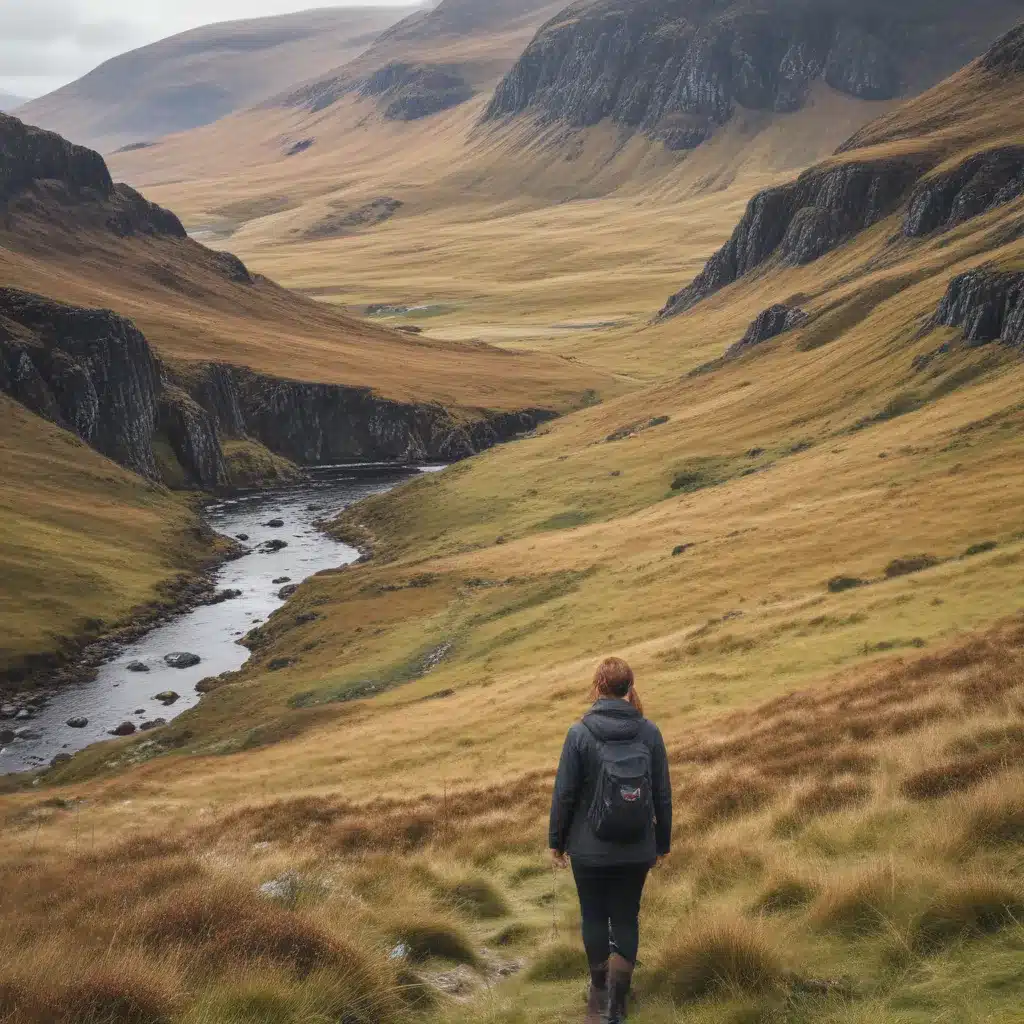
[[14, 708, 33, 720], [154, 691, 181, 705], [278, 585, 298, 600], [0, 728, 15, 743], [258, 870, 301, 907], [109, 721, 137, 736], [208, 588, 243, 605], [139, 718, 166, 731], [236, 533, 249, 541], [135, 708, 146, 715], [260, 539, 288, 554], [264, 519, 285, 528], [0, 704, 18, 718], [50, 753, 72, 767], [66, 716, 89, 728], [164, 652, 201, 669], [14, 727, 42, 740], [272, 577, 292, 585], [126, 660, 149, 672]]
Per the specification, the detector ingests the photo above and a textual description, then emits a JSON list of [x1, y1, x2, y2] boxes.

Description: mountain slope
[[279, 0, 566, 120], [0, 111, 606, 689], [486, 0, 1022, 149], [16, 7, 415, 152], [0, 92, 26, 113], [5, 23, 1024, 1024]]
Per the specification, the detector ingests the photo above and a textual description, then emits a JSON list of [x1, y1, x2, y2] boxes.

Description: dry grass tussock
[[6, 624, 1024, 1021]]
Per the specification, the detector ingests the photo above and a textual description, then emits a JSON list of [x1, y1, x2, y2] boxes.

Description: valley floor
[[5, 39, 1024, 1024]]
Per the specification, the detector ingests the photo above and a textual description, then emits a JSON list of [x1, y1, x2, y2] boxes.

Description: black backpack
[[583, 721, 654, 842]]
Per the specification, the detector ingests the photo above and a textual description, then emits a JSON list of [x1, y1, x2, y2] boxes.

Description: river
[[0, 466, 437, 775]]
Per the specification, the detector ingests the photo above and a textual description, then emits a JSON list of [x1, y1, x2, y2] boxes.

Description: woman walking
[[549, 657, 673, 1023]]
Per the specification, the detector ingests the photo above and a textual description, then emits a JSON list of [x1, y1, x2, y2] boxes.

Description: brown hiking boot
[[606, 953, 634, 1023], [585, 961, 607, 1023]]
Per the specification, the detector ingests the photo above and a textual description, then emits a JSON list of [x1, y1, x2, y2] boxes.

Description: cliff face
[[904, 147, 1024, 238], [934, 270, 1024, 348], [484, 0, 1017, 149], [176, 363, 553, 468], [0, 290, 554, 492], [0, 289, 161, 478], [661, 157, 924, 316], [0, 114, 186, 239]]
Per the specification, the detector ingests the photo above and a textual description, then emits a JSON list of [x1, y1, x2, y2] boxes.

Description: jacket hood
[[582, 698, 642, 741]]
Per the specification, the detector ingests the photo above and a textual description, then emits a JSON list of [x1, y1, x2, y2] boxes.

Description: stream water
[[0, 466, 438, 775]]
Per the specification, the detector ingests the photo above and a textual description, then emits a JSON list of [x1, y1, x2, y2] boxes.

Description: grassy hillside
[[0, 398, 220, 685], [3, 26, 1024, 1024], [16, 7, 415, 152]]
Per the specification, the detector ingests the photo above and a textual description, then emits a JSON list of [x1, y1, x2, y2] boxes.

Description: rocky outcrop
[[933, 269, 1024, 347], [303, 197, 403, 241], [361, 63, 474, 121], [157, 385, 229, 489], [0, 288, 555, 490], [726, 304, 808, 358], [904, 147, 1024, 238], [286, 62, 473, 120], [980, 21, 1024, 75], [0, 113, 185, 238], [169, 363, 553, 466], [483, 0, 1004, 148], [0, 112, 112, 200], [661, 158, 923, 316], [0, 289, 161, 477]]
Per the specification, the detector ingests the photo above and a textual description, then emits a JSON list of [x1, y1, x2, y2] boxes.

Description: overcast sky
[[0, 0, 413, 100]]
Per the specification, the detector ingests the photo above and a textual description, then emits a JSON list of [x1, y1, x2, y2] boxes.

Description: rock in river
[[140, 718, 166, 732], [273, 577, 292, 585], [278, 585, 298, 600], [0, 728, 15, 743], [15, 709, 33, 720], [15, 727, 42, 740], [237, 533, 249, 541], [126, 660, 149, 673], [164, 652, 201, 669], [260, 539, 288, 554], [154, 691, 181, 705], [264, 519, 285, 528], [50, 753, 72, 767], [66, 717, 89, 729], [0, 704, 17, 718], [109, 721, 136, 736]]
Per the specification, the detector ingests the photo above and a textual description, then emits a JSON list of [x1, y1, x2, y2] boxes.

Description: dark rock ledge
[[932, 269, 1024, 348]]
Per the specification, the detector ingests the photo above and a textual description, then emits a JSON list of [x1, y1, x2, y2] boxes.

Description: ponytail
[[589, 656, 644, 716]]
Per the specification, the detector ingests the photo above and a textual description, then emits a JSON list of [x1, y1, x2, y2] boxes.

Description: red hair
[[590, 656, 644, 715]]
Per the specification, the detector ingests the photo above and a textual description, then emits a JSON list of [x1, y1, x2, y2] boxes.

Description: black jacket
[[549, 699, 672, 865]]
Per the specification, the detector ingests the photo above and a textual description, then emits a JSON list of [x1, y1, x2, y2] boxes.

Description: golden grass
[[0, 397, 218, 683], [5, 23, 1024, 1024]]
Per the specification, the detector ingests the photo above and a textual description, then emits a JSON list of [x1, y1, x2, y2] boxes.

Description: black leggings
[[571, 861, 651, 965]]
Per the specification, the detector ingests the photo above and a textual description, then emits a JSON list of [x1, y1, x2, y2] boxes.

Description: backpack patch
[[583, 723, 653, 843]]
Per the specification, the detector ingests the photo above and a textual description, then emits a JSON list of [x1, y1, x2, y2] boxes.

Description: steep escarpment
[[0, 290, 555, 491], [660, 22, 1024, 319], [661, 157, 924, 315], [0, 290, 161, 478], [484, 0, 1019, 149]]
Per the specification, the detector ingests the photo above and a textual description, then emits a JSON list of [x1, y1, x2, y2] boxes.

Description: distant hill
[[281, 0, 565, 119], [0, 92, 26, 113], [16, 7, 416, 152]]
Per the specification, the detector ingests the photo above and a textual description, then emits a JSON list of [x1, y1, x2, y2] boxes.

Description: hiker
[[549, 656, 673, 1023]]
